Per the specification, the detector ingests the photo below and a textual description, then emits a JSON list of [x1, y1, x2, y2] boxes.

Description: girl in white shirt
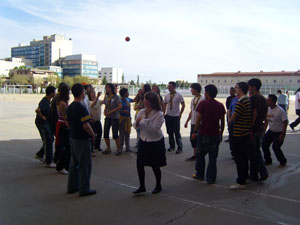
[[133, 92, 166, 195]]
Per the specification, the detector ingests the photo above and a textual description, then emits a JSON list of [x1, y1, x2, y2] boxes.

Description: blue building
[[62, 54, 98, 78]]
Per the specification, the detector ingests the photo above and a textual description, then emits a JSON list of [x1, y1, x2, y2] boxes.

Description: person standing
[[289, 88, 300, 130], [66, 83, 96, 197], [102, 83, 122, 155], [277, 90, 288, 112], [225, 87, 236, 142], [119, 88, 134, 153], [88, 88, 103, 152], [262, 94, 288, 166], [229, 82, 252, 190], [248, 78, 268, 182], [55, 84, 71, 174], [192, 85, 225, 184], [35, 86, 56, 168], [163, 81, 185, 154], [184, 83, 205, 161], [133, 92, 166, 194], [152, 84, 165, 112]]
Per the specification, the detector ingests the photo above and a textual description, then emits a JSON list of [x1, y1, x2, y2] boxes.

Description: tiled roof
[[198, 71, 300, 77]]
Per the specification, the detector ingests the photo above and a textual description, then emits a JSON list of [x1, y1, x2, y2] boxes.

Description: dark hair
[[277, 90, 282, 94], [119, 88, 128, 97], [143, 84, 151, 93], [135, 89, 142, 102], [144, 92, 161, 111], [295, 88, 300, 94], [238, 82, 249, 94], [230, 87, 235, 90], [248, 78, 262, 91], [71, 83, 84, 98], [57, 84, 70, 103], [58, 82, 66, 92], [46, 85, 56, 96], [84, 84, 91, 90], [268, 94, 277, 103], [168, 81, 176, 88], [190, 83, 202, 93], [105, 83, 116, 95], [152, 84, 161, 96], [204, 84, 218, 98]]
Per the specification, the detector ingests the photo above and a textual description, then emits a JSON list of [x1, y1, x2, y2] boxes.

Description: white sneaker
[[58, 169, 69, 175], [45, 163, 56, 168], [229, 183, 246, 190]]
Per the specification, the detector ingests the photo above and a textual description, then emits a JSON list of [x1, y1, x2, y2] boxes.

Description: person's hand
[[184, 122, 188, 128], [279, 133, 285, 142], [191, 133, 197, 140], [104, 110, 111, 117], [97, 91, 102, 98], [91, 135, 95, 144]]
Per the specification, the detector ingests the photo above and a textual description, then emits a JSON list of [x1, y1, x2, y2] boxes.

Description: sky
[[0, 0, 300, 83]]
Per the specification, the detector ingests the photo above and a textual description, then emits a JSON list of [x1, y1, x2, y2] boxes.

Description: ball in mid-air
[[125, 36, 130, 42]]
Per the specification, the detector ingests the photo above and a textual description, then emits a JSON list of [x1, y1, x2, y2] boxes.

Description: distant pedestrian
[[289, 88, 300, 131], [277, 90, 288, 112], [119, 88, 134, 153], [262, 94, 288, 166], [66, 83, 96, 197], [184, 83, 205, 161], [102, 83, 122, 155], [247, 78, 268, 182], [88, 88, 103, 152], [225, 87, 236, 142], [35, 85, 56, 168], [192, 85, 225, 184], [133, 92, 166, 195], [163, 81, 185, 154], [229, 82, 252, 190], [55, 84, 71, 174]]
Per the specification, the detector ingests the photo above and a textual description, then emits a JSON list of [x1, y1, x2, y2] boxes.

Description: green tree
[[102, 76, 108, 85], [10, 74, 29, 85], [62, 76, 74, 87], [73, 75, 89, 84], [129, 80, 135, 86], [122, 74, 125, 84]]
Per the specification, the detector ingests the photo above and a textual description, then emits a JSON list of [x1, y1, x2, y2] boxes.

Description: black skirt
[[137, 138, 167, 167]]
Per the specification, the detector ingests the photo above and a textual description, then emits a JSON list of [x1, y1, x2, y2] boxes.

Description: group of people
[[34, 79, 300, 196]]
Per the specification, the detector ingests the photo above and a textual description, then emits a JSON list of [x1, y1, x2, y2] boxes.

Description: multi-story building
[[11, 34, 72, 67], [98, 67, 123, 83], [61, 54, 98, 78], [0, 57, 31, 77], [198, 70, 300, 94]]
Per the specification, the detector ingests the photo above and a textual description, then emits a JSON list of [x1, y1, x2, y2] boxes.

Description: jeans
[[262, 130, 287, 165], [189, 125, 197, 148], [68, 138, 92, 194], [231, 135, 250, 185], [165, 115, 183, 150], [35, 121, 54, 165], [290, 109, 300, 128], [195, 135, 220, 183], [92, 120, 102, 150], [248, 131, 268, 180]]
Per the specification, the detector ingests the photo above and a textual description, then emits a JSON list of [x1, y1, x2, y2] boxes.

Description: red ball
[[125, 36, 130, 42]]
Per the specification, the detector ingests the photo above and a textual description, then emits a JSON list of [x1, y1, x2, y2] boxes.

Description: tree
[[10, 74, 29, 85], [122, 74, 125, 84], [62, 76, 74, 87], [129, 80, 135, 86], [137, 74, 140, 87], [73, 75, 89, 84], [102, 76, 108, 85]]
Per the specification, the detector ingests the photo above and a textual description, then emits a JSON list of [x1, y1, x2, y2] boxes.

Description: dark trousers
[[189, 125, 197, 148], [165, 115, 182, 150], [247, 131, 268, 180], [104, 118, 119, 139], [290, 109, 300, 128], [56, 126, 71, 171], [195, 135, 220, 183], [68, 138, 92, 194], [35, 121, 54, 164], [136, 164, 161, 189], [262, 130, 287, 165], [231, 135, 250, 185], [92, 120, 102, 150]]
